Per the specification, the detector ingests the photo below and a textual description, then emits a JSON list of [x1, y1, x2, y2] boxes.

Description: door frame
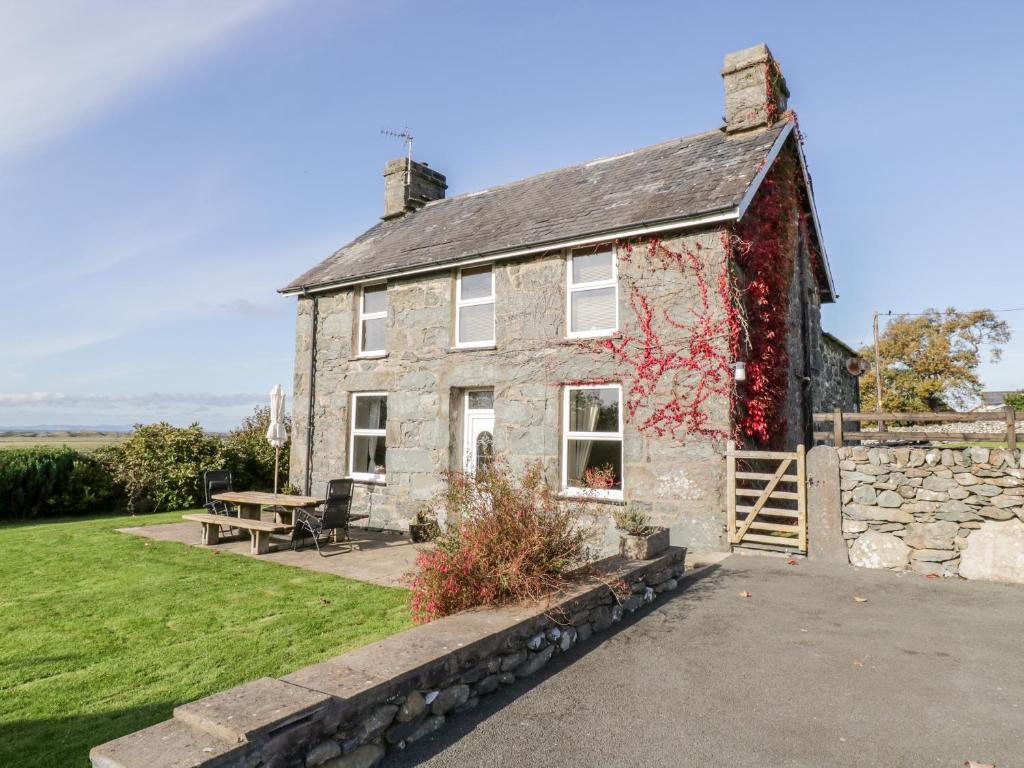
[[463, 389, 495, 473]]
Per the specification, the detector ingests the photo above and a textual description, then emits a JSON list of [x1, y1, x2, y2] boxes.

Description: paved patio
[[390, 554, 1024, 767], [120, 517, 421, 587]]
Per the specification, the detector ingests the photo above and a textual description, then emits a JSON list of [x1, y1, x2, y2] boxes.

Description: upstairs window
[[567, 247, 617, 337], [358, 284, 387, 356], [456, 265, 495, 348], [350, 393, 387, 482], [561, 385, 623, 499]]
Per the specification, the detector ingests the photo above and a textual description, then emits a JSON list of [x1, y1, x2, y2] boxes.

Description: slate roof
[[981, 391, 1017, 407], [282, 122, 790, 293]]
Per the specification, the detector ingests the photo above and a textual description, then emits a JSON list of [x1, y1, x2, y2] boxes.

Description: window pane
[[361, 317, 386, 352], [570, 287, 616, 333], [566, 439, 622, 490], [460, 266, 492, 300], [568, 388, 619, 432], [362, 284, 387, 314], [475, 431, 494, 469], [352, 435, 387, 476], [571, 249, 613, 283], [354, 395, 387, 430], [467, 390, 494, 410], [458, 302, 494, 344]]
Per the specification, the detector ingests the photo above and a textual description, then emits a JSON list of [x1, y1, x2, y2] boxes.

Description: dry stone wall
[[838, 445, 1024, 582]]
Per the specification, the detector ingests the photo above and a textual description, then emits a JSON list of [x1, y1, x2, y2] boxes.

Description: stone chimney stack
[[721, 44, 790, 134], [383, 158, 447, 220]]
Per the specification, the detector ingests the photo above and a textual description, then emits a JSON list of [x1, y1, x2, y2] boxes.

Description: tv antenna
[[381, 127, 414, 183]]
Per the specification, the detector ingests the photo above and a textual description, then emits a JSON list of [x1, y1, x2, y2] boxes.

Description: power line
[[877, 307, 1024, 318]]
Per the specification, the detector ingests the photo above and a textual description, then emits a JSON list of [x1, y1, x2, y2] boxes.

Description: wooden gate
[[726, 442, 806, 553]]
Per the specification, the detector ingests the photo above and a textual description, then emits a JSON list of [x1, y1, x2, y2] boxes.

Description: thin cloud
[[0, 0, 292, 157], [0, 392, 268, 408], [217, 298, 283, 317]]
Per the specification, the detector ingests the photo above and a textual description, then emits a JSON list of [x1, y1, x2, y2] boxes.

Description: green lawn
[[0, 510, 411, 768], [936, 440, 1008, 449], [0, 431, 128, 452]]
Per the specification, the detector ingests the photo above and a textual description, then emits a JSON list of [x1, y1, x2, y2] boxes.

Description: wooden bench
[[183, 513, 293, 555]]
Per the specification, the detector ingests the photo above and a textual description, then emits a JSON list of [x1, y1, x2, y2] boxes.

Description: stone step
[[173, 677, 334, 744], [89, 718, 253, 768]]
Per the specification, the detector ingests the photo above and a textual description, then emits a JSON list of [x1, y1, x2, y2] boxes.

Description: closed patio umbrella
[[266, 384, 288, 495]]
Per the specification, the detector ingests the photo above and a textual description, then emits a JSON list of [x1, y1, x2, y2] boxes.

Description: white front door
[[464, 390, 495, 473]]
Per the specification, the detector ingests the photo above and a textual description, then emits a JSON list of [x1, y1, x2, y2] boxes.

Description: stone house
[[280, 44, 857, 552]]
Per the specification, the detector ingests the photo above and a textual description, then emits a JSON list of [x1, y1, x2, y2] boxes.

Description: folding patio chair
[[202, 469, 237, 536], [291, 479, 367, 556]]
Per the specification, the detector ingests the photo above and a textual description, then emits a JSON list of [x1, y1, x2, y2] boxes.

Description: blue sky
[[1, 0, 1022, 431]]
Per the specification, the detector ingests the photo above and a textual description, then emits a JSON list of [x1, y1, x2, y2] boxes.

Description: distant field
[[0, 432, 128, 452]]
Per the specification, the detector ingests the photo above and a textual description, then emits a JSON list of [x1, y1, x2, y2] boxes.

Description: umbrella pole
[[274, 446, 280, 496]]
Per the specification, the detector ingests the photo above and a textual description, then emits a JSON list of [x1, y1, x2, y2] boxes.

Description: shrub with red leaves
[[408, 460, 608, 623]]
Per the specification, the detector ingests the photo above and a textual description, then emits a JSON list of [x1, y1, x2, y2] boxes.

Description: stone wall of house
[[812, 334, 860, 417], [838, 445, 1024, 582], [91, 550, 686, 768], [781, 223, 820, 448], [288, 230, 732, 553]]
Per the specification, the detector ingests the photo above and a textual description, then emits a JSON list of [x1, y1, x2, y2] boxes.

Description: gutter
[[302, 288, 319, 496], [278, 208, 740, 297]]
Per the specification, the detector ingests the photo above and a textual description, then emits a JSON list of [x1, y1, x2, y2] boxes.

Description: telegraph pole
[[873, 311, 885, 433]]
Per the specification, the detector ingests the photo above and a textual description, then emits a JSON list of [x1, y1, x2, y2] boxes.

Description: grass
[[0, 510, 411, 768], [934, 440, 1008, 449], [0, 431, 128, 452]]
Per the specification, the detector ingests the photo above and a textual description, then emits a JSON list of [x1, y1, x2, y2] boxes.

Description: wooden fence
[[725, 442, 806, 553], [813, 407, 1022, 449]]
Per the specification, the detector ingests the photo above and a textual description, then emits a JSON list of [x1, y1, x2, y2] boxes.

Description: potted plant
[[409, 505, 440, 543], [614, 506, 669, 560]]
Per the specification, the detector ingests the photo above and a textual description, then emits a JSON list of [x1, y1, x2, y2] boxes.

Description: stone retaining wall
[[838, 446, 1024, 581], [91, 548, 686, 768]]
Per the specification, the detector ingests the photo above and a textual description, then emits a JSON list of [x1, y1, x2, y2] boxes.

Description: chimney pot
[[721, 43, 789, 134], [383, 158, 447, 219]]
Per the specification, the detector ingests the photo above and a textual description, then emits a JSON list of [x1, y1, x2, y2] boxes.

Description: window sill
[[565, 330, 619, 341], [349, 353, 388, 361], [556, 492, 626, 506], [348, 476, 387, 486], [446, 344, 496, 353]]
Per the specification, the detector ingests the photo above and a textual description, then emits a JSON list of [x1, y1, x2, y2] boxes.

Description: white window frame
[[454, 265, 495, 349], [566, 246, 618, 339], [357, 283, 387, 357], [349, 391, 387, 483], [561, 383, 624, 500]]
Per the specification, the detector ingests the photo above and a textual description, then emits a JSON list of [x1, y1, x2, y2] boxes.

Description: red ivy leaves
[[730, 153, 801, 447], [581, 237, 739, 441], [578, 152, 802, 448]]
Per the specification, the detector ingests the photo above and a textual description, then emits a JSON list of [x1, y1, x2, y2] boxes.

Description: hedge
[[0, 408, 291, 520], [0, 447, 122, 519]]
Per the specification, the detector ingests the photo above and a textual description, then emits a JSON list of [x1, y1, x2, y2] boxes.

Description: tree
[[1005, 392, 1024, 411], [111, 423, 225, 513], [223, 406, 291, 492], [859, 308, 1011, 412]]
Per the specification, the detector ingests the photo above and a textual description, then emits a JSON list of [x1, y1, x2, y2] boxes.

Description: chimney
[[721, 44, 789, 134], [383, 158, 447, 219]]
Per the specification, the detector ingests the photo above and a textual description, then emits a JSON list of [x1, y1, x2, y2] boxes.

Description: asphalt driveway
[[391, 555, 1024, 768]]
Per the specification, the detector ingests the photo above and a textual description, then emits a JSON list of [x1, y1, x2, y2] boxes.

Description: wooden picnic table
[[211, 491, 323, 525], [183, 513, 292, 555]]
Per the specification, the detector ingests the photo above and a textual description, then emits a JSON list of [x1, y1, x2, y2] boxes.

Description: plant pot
[[619, 527, 670, 560], [409, 523, 434, 543]]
